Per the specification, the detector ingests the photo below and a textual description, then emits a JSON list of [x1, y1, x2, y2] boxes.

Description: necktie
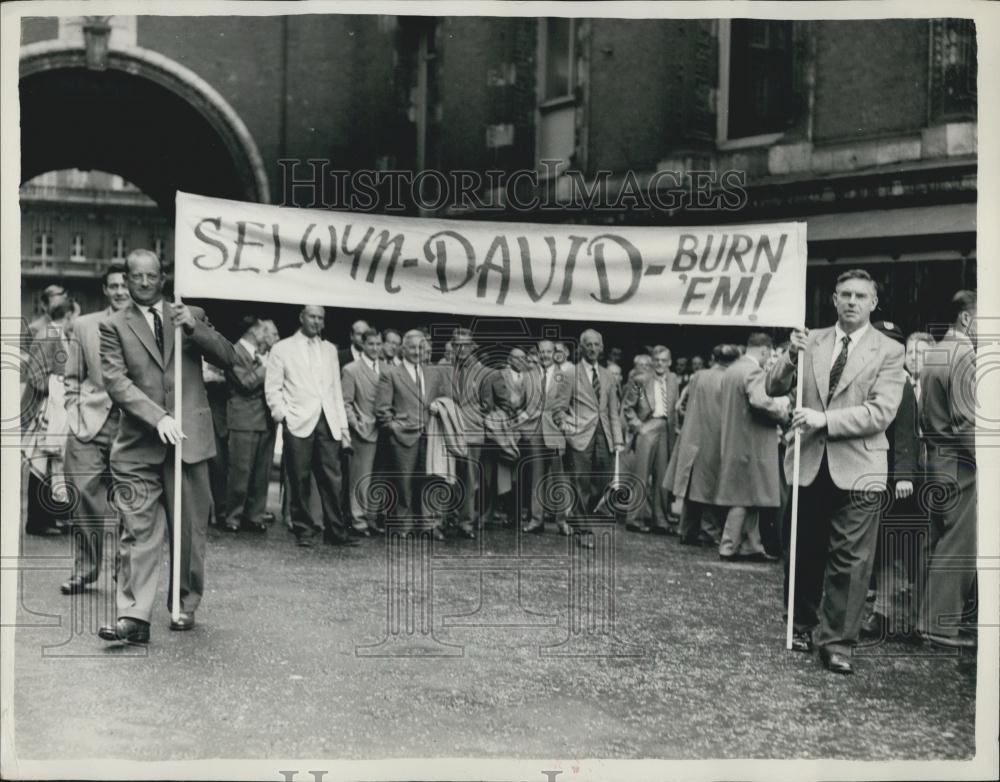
[[656, 375, 666, 415], [416, 366, 425, 399], [541, 368, 549, 403], [827, 335, 851, 404], [590, 364, 601, 398], [149, 306, 163, 356]]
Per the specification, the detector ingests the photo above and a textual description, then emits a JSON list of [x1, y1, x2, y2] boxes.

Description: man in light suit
[[521, 340, 572, 534], [60, 263, 132, 595], [224, 316, 279, 534], [621, 345, 679, 535], [375, 328, 443, 535], [918, 291, 977, 648], [265, 305, 357, 548], [342, 328, 384, 536], [97, 250, 237, 645], [563, 330, 624, 541], [499, 347, 531, 525], [716, 333, 790, 561], [767, 268, 905, 674]]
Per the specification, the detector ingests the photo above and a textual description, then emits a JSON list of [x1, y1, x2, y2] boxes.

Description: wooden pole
[[785, 348, 806, 650], [171, 298, 183, 624]]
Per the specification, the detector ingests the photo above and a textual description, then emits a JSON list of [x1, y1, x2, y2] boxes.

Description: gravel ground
[[12, 512, 976, 762]]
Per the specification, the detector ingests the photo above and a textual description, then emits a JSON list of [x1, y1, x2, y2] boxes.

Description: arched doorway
[[19, 41, 270, 215]]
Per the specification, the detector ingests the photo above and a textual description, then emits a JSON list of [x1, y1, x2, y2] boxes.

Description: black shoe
[[741, 551, 779, 563], [790, 631, 814, 653], [349, 526, 371, 538], [98, 617, 150, 645], [223, 521, 241, 533], [819, 646, 853, 674], [243, 519, 267, 534], [26, 525, 62, 537], [522, 520, 545, 534], [860, 612, 886, 640], [60, 576, 88, 595], [718, 552, 738, 562], [169, 611, 196, 631], [649, 525, 671, 536], [555, 522, 572, 536], [921, 631, 976, 649], [325, 532, 360, 547], [295, 535, 314, 548], [369, 521, 386, 535], [626, 523, 650, 534], [431, 528, 446, 542], [455, 527, 476, 540]]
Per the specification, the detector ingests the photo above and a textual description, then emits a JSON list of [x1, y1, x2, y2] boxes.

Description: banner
[[174, 191, 807, 327]]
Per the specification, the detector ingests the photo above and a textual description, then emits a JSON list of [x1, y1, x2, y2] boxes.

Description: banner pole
[[171, 297, 182, 624], [785, 348, 805, 651]]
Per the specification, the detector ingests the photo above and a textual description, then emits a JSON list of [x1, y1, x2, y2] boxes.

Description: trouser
[[679, 496, 725, 544], [347, 435, 379, 529], [869, 493, 928, 630], [719, 506, 767, 557], [566, 429, 612, 518], [111, 456, 211, 622], [919, 469, 977, 638], [63, 413, 119, 582], [785, 456, 881, 654], [283, 416, 348, 539], [385, 434, 431, 522], [526, 433, 567, 525], [225, 427, 277, 527], [628, 418, 671, 529], [455, 442, 496, 529]]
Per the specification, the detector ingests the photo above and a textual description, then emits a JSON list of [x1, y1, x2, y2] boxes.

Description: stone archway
[[20, 41, 270, 215]]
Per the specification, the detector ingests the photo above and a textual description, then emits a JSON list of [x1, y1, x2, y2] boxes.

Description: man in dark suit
[[60, 264, 132, 594], [342, 328, 384, 535], [621, 345, 679, 534], [338, 319, 370, 368], [223, 316, 279, 534], [767, 268, 905, 674], [381, 328, 403, 367], [375, 328, 443, 535], [562, 329, 624, 545], [98, 249, 237, 644], [521, 340, 572, 534], [918, 291, 977, 648]]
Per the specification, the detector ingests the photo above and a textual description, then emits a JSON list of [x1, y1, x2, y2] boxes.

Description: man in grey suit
[[563, 330, 624, 543], [342, 328, 384, 536], [767, 268, 905, 674], [224, 316, 279, 534], [60, 263, 132, 595], [918, 291, 978, 648], [98, 250, 237, 644]]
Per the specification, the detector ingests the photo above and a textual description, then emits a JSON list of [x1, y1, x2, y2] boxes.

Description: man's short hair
[[835, 268, 878, 293], [42, 284, 66, 304], [101, 263, 127, 287], [906, 331, 933, 347], [403, 328, 424, 345], [362, 328, 381, 342], [125, 248, 162, 274], [712, 344, 740, 364], [650, 345, 671, 358], [239, 315, 261, 335], [452, 327, 472, 340], [951, 290, 976, 321], [382, 328, 401, 341], [747, 332, 773, 350]]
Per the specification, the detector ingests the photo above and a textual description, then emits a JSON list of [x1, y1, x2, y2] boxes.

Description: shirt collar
[[834, 321, 869, 345], [403, 358, 420, 373], [144, 299, 163, 315], [352, 345, 363, 360], [297, 329, 321, 344], [238, 337, 257, 358]]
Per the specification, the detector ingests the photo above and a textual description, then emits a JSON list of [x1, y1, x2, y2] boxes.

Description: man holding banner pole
[[98, 249, 237, 644], [766, 269, 905, 674]]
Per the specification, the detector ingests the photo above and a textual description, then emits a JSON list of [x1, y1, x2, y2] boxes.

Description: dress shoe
[[455, 527, 476, 540], [169, 611, 196, 631], [741, 551, 779, 563], [60, 575, 88, 595], [98, 617, 150, 645], [325, 532, 361, 547], [522, 520, 545, 534], [294, 535, 314, 548], [262, 512, 276, 525], [223, 521, 241, 533], [921, 631, 976, 649], [718, 552, 738, 562], [431, 528, 446, 542], [649, 525, 670, 536], [555, 521, 572, 536], [243, 519, 267, 534], [790, 631, 814, 653], [819, 646, 853, 674], [626, 523, 650, 534], [368, 521, 386, 535], [860, 612, 886, 640], [26, 525, 62, 537], [350, 526, 371, 538], [577, 532, 595, 549]]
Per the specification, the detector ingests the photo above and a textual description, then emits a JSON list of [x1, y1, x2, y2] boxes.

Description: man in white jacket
[[265, 305, 357, 548]]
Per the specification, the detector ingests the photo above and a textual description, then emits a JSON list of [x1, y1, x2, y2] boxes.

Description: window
[[112, 235, 127, 260], [70, 234, 86, 261], [33, 233, 53, 258], [537, 18, 579, 173], [930, 19, 977, 121], [153, 237, 165, 261], [719, 19, 794, 144]]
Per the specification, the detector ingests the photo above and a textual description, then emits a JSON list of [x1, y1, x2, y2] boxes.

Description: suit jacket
[[716, 355, 789, 507], [342, 357, 382, 443], [920, 329, 976, 490], [500, 367, 529, 417], [100, 302, 236, 465], [64, 308, 116, 442], [339, 345, 362, 369], [375, 361, 442, 447], [766, 324, 905, 491], [888, 374, 920, 482], [622, 371, 680, 434], [226, 342, 270, 432], [563, 360, 624, 452], [520, 365, 572, 451], [21, 321, 70, 429], [265, 331, 350, 440], [665, 366, 726, 502], [439, 358, 509, 446]]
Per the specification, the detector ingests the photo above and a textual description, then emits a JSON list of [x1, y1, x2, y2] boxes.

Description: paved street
[[13, 512, 976, 761]]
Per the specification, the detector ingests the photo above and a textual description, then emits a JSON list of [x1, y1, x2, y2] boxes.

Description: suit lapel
[[811, 328, 835, 408], [831, 326, 879, 401], [126, 304, 164, 370], [399, 362, 422, 403], [163, 303, 175, 365]]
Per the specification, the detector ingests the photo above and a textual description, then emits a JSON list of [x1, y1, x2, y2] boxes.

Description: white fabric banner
[[174, 191, 807, 327]]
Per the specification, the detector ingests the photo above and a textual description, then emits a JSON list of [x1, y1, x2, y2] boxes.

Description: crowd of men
[[20, 253, 978, 674]]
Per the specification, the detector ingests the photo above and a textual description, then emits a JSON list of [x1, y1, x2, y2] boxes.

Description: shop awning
[[805, 203, 976, 242]]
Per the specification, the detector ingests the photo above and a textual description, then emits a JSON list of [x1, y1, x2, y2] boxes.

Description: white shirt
[[141, 299, 164, 339], [403, 358, 423, 392], [238, 337, 257, 360], [831, 321, 869, 368], [582, 360, 600, 385], [541, 365, 555, 391], [364, 355, 380, 376], [652, 372, 668, 417]]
